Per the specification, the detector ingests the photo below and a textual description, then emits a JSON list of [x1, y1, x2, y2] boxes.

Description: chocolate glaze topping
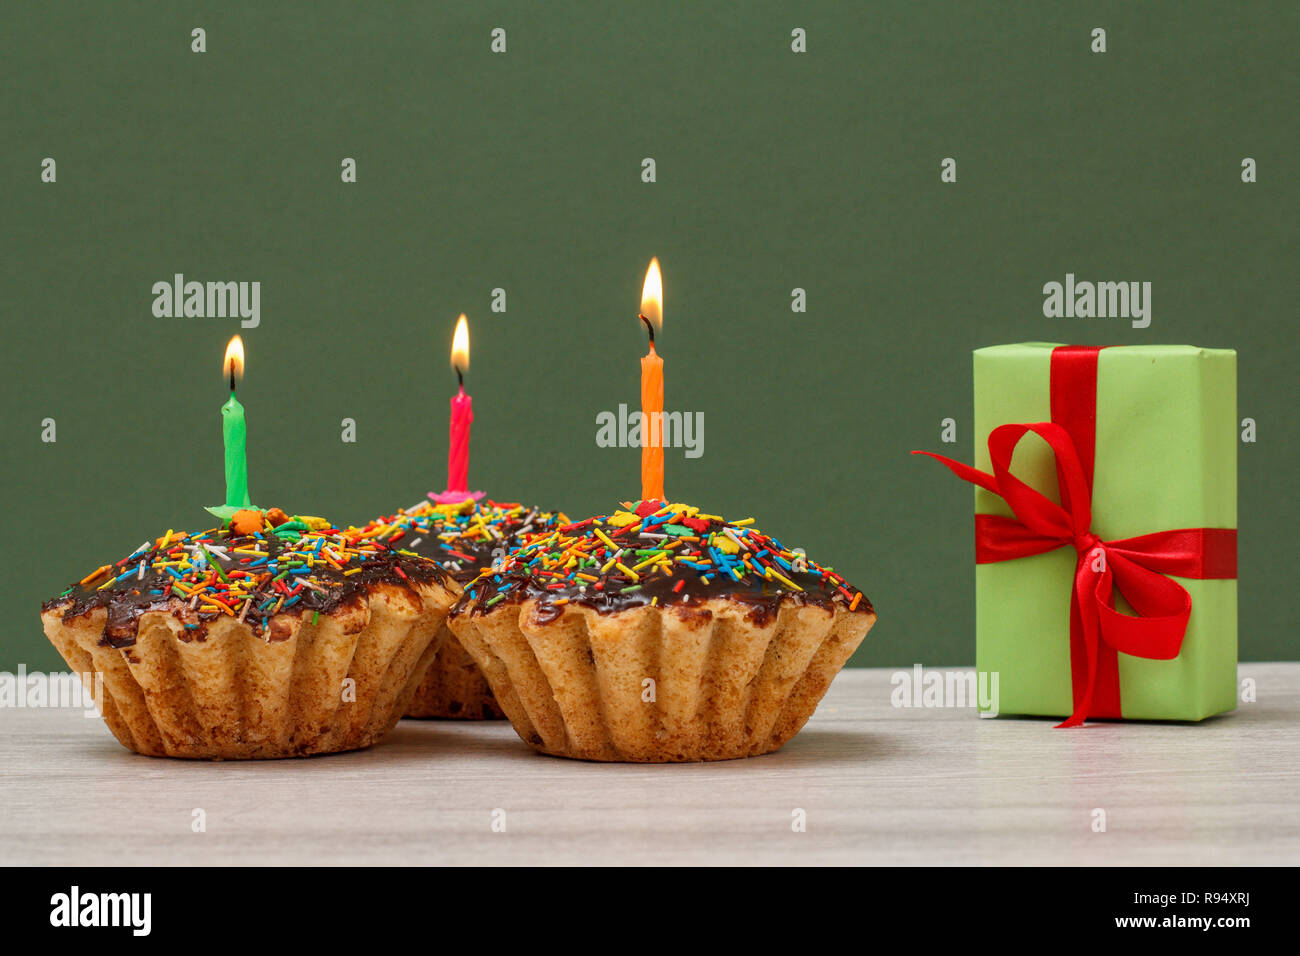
[[361, 499, 568, 584], [43, 518, 450, 648], [452, 500, 874, 627]]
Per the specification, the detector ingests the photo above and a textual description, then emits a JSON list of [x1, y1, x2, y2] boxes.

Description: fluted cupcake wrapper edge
[[404, 623, 505, 720], [41, 579, 456, 759], [449, 597, 875, 762]]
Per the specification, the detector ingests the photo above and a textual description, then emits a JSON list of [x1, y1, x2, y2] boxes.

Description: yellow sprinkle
[[767, 568, 803, 591], [732, 518, 755, 526], [593, 528, 619, 550], [615, 562, 640, 581]]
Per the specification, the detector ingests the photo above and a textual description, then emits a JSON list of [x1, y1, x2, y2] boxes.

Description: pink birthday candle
[[433, 314, 484, 504]]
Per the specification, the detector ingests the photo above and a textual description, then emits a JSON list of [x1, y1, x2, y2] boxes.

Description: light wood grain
[[1, 665, 1296, 866]]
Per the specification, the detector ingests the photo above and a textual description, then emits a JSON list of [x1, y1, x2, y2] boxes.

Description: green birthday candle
[[208, 336, 255, 522], [222, 391, 250, 507]]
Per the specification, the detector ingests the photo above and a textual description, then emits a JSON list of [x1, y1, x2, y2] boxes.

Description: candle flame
[[223, 335, 245, 386], [450, 314, 470, 375], [640, 258, 663, 330]]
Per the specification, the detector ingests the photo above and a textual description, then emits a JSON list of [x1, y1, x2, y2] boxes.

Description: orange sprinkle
[[205, 595, 236, 615], [79, 565, 111, 586]]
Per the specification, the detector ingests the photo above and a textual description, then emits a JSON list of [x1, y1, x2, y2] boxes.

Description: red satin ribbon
[[914, 346, 1237, 727]]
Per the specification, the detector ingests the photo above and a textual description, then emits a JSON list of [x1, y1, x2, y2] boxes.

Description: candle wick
[[456, 368, 464, 389], [640, 314, 655, 347]]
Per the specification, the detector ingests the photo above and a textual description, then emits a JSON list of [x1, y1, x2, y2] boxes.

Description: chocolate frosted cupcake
[[358, 498, 568, 719], [448, 500, 876, 762], [41, 508, 458, 759]]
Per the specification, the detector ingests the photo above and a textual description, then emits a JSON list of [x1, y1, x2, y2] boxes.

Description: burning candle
[[639, 258, 664, 503], [221, 335, 252, 509], [431, 314, 484, 504]]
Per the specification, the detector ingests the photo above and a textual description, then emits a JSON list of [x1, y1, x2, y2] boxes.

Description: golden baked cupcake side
[[41, 510, 458, 759], [449, 500, 876, 762], [358, 498, 568, 720]]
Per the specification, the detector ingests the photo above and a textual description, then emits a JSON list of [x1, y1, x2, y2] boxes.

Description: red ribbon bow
[[914, 346, 1236, 727]]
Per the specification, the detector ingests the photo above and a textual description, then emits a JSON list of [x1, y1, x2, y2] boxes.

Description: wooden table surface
[[2, 665, 1296, 866]]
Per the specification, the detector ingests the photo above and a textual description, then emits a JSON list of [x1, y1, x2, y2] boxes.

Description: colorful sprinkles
[[455, 500, 872, 619], [354, 497, 568, 582], [45, 511, 449, 646]]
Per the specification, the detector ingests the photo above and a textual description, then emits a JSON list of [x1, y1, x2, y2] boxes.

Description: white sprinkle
[[724, 528, 750, 551], [408, 537, 422, 548], [137, 562, 145, 580]]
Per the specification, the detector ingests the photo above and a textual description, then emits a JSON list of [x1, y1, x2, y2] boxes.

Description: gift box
[[921, 343, 1237, 724]]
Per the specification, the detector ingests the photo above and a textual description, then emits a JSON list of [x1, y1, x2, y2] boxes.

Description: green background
[[3, 1, 1295, 671]]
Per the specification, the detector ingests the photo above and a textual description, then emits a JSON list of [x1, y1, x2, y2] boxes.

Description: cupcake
[[448, 499, 876, 762], [41, 508, 458, 759], [358, 497, 569, 719]]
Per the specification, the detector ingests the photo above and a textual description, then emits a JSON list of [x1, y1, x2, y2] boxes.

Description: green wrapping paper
[[972, 344, 1237, 721]]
